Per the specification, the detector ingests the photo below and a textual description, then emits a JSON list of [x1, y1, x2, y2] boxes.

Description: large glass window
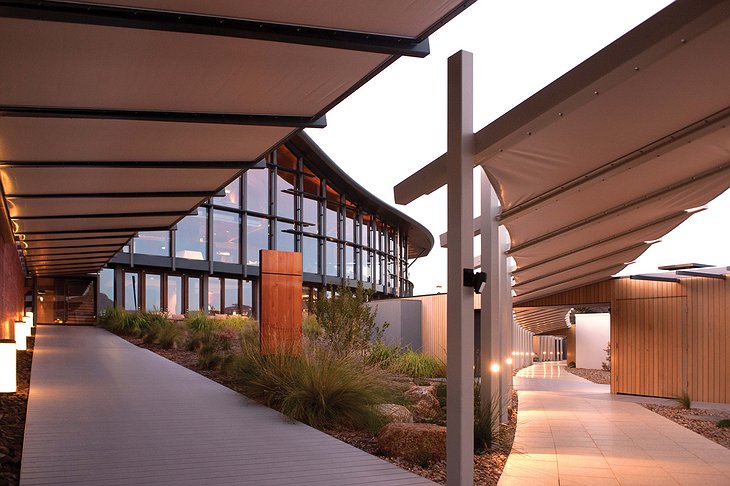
[[326, 241, 339, 277], [208, 277, 221, 314], [124, 272, 139, 311], [242, 280, 253, 317], [302, 195, 318, 231], [276, 170, 296, 220], [98, 268, 114, 311], [145, 274, 161, 312], [188, 277, 200, 313], [176, 207, 207, 260], [224, 278, 239, 315], [167, 275, 182, 315], [345, 245, 355, 280], [345, 207, 355, 243], [246, 168, 269, 214], [302, 235, 318, 274], [216, 179, 241, 209], [277, 221, 295, 252], [362, 251, 372, 282], [213, 210, 240, 264], [247, 216, 268, 266], [325, 203, 339, 238], [135, 231, 169, 256]]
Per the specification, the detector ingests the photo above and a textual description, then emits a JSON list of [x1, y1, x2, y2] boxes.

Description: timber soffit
[[0, 0, 474, 275]]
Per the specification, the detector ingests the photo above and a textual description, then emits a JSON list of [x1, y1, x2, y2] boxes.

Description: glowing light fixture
[[14, 321, 28, 351], [506, 357, 513, 365], [0, 339, 16, 393], [490, 363, 501, 373]]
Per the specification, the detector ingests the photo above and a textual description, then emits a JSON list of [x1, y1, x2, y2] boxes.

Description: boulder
[[404, 385, 441, 421], [377, 423, 446, 463], [376, 403, 413, 423]]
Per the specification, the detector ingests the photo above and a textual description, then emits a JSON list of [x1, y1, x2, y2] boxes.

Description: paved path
[[21, 326, 434, 485], [499, 361, 730, 486]]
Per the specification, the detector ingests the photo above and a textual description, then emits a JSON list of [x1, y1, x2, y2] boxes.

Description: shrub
[[315, 282, 388, 356], [158, 321, 185, 349], [225, 342, 395, 430], [98, 307, 127, 333], [302, 313, 321, 340], [474, 386, 509, 453], [390, 349, 445, 379], [185, 311, 212, 333], [602, 342, 611, 371], [366, 341, 402, 369], [673, 390, 692, 409], [718, 419, 730, 428], [197, 343, 224, 370], [567, 361, 576, 368]]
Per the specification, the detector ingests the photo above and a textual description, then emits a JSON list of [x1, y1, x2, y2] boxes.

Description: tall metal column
[[445, 50, 474, 486], [480, 171, 501, 422]]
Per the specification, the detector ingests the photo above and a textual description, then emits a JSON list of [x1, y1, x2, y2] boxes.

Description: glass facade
[[99, 268, 114, 312], [106, 139, 420, 317]]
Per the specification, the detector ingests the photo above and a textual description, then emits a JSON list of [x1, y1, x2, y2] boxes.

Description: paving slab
[[499, 361, 730, 486], [20, 326, 435, 485]]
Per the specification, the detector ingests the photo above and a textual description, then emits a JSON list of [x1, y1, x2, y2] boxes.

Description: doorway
[[36, 277, 97, 325]]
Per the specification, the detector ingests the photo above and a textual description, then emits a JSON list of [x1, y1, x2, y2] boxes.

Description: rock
[[376, 404, 413, 423], [377, 423, 447, 463], [404, 385, 441, 421]]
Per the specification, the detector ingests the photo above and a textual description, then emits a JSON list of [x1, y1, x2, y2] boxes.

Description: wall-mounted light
[[490, 362, 501, 373], [506, 357, 513, 365], [463, 269, 488, 294], [0, 339, 16, 393]]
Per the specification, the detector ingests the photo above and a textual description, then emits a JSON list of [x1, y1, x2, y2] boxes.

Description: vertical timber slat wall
[[520, 277, 730, 404], [259, 250, 303, 355]]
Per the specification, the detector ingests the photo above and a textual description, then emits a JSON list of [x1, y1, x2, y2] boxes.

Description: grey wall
[[370, 300, 422, 351]]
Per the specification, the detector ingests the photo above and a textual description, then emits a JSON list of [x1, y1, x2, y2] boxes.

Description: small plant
[[197, 343, 223, 370], [390, 349, 445, 379], [158, 322, 185, 349], [302, 313, 321, 340], [717, 419, 730, 428], [366, 341, 401, 369], [474, 386, 507, 453], [568, 361, 576, 368], [673, 390, 692, 409], [185, 311, 212, 333], [601, 342, 611, 371], [98, 307, 127, 333], [315, 281, 388, 356]]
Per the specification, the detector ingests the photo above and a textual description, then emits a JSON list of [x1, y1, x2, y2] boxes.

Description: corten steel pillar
[[445, 50, 474, 486], [480, 172, 501, 421]]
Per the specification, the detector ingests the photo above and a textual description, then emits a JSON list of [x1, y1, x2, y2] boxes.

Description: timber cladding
[[259, 250, 303, 355], [520, 277, 729, 404]]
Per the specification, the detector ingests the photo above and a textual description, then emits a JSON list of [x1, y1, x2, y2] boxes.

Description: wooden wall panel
[[403, 294, 447, 361], [259, 250, 302, 355], [522, 276, 728, 404]]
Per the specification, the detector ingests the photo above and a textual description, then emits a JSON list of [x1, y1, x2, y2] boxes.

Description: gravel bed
[[643, 403, 730, 449], [0, 338, 33, 486], [565, 367, 610, 384]]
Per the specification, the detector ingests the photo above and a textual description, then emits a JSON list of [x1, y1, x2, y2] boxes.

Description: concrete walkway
[[499, 361, 730, 486], [20, 326, 434, 485]]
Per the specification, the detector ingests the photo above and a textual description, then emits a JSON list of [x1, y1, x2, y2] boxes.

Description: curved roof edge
[[289, 132, 434, 259]]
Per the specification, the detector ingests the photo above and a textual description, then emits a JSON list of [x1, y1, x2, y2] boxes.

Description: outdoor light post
[[0, 339, 16, 393]]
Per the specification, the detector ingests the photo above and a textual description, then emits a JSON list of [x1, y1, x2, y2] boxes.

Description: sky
[[306, 0, 730, 295]]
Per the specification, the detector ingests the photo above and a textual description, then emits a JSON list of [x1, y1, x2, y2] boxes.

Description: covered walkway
[[499, 362, 730, 486], [20, 326, 434, 485]]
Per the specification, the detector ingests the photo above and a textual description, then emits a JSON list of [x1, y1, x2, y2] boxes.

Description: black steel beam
[[0, 0, 429, 57], [28, 259, 112, 267], [20, 233, 134, 242], [22, 243, 125, 251], [24, 249, 118, 257], [630, 274, 681, 283], [0, 106, 326, 128], [676, 270, 727, 280], [12, 210, 189, 220], [0, 160, 265, 169]]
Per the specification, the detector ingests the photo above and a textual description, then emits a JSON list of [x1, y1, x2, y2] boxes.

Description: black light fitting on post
[[463, 269, 487, 294]]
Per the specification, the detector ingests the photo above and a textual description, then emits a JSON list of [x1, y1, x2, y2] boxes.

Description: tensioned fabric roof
[[0, 0, 472, 276], [399, 0, 730, 305], [513, 306, 572, 335]]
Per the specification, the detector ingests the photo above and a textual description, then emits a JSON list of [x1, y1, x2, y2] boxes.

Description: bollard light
[[506, 357, 513, 365], [0, 339, 16, 393], [14, 321, 28, 351], [490, 362, 501, 373]]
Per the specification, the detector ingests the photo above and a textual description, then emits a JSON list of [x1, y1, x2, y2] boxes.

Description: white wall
[[575, 313, 611, 369]]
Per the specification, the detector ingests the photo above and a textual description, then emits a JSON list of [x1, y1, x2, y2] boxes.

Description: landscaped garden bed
[[643, 403, 730, 450], [99, 284, 517, 485], [0, 338, 33, 486], [565, 366, 611, 384]]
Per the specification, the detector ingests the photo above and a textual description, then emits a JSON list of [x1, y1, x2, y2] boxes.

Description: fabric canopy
[[418, 1, 730, 304], [513, 306, 572, 335], [0, 0, 471, 275]]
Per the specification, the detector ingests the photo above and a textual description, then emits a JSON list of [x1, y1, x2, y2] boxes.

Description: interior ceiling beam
[[18, 226, 168, 235], [0, 160, 265, 169], [12, 210, 189, 220], [0, 0, 430, 57], [498, 106, 730, 224], [22, 243, 125, 251], [0, 106, 326, 128], [5, 190, 216, 199]]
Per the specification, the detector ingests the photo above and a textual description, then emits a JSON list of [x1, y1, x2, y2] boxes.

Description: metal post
[[446, 50, 474, 486], [499, 225, 512, 423], [480, 171, 501, 423]]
